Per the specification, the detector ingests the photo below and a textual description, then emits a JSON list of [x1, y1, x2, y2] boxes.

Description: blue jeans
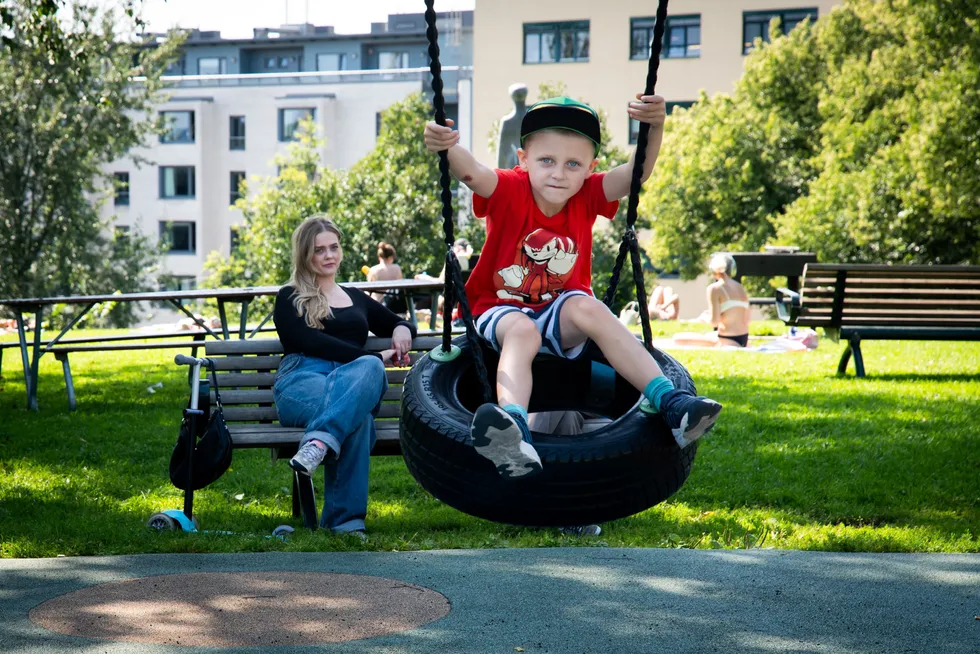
[[273, 353, 387, 532]]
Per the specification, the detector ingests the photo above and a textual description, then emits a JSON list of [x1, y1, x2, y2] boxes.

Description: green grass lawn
[[1, 322, 977, 557]]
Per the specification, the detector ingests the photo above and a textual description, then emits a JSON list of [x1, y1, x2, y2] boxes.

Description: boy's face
[[518, 130, 598, 213]]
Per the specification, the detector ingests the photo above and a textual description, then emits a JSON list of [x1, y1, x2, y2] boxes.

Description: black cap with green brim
[[520, 96, 601, 156]]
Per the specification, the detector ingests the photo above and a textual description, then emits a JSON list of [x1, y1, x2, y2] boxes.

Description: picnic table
[[0, 279, 444, 410], [723, 249, 818, 305]]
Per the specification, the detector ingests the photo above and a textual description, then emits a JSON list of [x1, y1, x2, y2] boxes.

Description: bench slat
[[214, 368, 410, 388], [222, 402, 401, 422], [214, 387, 403, 405], [802, 307, 980, 318], [804, 264, 980, 275], [803, 277, 980, 290], [228, 422, 400, 448], [797, 316, 980, 328]]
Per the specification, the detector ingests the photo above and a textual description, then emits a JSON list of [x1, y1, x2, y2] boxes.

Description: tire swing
[[401, 0, 696, 527]]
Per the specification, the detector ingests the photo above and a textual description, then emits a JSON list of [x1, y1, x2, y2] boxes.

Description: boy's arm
[[446, 143, 499, 198], [424, 119, 498, 198], [602, 94, 667, 202]]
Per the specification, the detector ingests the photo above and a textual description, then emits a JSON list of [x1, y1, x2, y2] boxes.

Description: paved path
[[2, 548, 978, 653]]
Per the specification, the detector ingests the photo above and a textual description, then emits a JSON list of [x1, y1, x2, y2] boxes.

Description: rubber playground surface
[[2, 547, 978, 652]]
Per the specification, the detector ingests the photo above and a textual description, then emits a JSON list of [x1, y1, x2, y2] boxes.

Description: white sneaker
[[289, 440, 327, 476]]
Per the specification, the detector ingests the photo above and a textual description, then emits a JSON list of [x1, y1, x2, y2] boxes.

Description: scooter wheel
[[272, 525, 295, 538], [146, 513, 177, 531]]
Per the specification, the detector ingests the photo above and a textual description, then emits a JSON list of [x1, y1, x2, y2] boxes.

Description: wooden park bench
[[775, 263, 980, 376], [199, 335, 436, 526]]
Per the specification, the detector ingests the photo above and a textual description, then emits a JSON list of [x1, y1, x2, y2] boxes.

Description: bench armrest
[[774, 287, 801, 324]]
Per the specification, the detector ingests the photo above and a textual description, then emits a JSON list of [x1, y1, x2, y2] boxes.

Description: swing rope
[[422, 0, 669, 400], [601, 0, 670, 354], [423, 0, 492, 403]]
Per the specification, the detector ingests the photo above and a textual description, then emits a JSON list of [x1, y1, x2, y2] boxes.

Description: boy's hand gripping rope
[[602, 0, 670, 354], [424, 0, 492, 403]]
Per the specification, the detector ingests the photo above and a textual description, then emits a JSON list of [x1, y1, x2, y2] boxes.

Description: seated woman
[[673, 253, 752, 348], [273, 215, 416, 536], [649, 285, 680, 321], [367, 241, 406, 313]]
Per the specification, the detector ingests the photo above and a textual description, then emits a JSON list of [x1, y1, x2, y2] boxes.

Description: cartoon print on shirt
[[496, 228, 578, 303]]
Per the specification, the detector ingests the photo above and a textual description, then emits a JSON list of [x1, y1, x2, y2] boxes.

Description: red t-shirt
[[465, 167, 620, 316]]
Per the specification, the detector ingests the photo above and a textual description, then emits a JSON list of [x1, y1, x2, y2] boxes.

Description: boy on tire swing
[[423, 93, 722, 479]]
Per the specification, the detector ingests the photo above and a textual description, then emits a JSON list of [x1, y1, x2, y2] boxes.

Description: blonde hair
[[289, 214, 343, 329], [708, 253, 737, 277]]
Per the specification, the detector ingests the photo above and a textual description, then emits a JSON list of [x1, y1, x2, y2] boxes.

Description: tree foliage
[[640, 0, 980, 277], [205, 92, 458, 305], [0, 0, 181, 323]]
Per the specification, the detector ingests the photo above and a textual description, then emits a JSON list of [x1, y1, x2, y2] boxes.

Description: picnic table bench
[[775, 263, 980, 376]]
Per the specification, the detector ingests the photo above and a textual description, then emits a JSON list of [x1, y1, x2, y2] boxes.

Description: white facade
[[104, 68, 472, 284]]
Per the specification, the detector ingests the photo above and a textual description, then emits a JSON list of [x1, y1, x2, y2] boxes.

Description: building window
[[115, 225, 131, 239], [165, 57, 185, 75], [160, 110, 194, 144], [378, 51, 410, 69], [229, 115, 246, 150], [278, 107, 315, 141], [230, 225, 241, 253], [160, 275, 198, 291], [629, 102, 695, 144], [197, 57, 226, 75], [743, 8, 818, 54], [524, 21, 589, 64], [113, 172, 130, 206], [159, 166, 195, 199], [376, 112, 383, 137], [229, 171, 245, 205], [631, 15, 700, 60], [316, 53, 345, 71], [159, 221, 196, 254]]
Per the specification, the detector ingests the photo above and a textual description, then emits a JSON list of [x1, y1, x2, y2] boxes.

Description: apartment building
[[472, 0, 840, 166], [104, 11, 473, 287]]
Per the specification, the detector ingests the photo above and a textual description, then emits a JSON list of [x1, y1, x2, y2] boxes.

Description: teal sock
[[502, 403, 529, 423], [502, 404, 532, 444], [643, 376, 675, 412]]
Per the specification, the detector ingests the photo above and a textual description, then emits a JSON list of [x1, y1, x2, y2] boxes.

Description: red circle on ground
[[30, 571, 450, 646]]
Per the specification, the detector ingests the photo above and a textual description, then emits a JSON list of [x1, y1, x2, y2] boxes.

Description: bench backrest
[[203, 335, 443, 425], [797, 264, 980, 328]]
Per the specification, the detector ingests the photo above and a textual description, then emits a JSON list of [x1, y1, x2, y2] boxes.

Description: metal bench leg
[[293, 470, 319, 531], [291, 472, 301, 518], [850, 335, 866, 378], [55, 353, 77, 411], [837, 342, 852, 376]]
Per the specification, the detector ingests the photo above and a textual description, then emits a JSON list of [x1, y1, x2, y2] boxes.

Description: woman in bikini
[[672, 253, 752, 348]]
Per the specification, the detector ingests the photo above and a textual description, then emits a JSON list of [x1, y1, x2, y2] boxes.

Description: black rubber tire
[[400, 336, 699, 527]]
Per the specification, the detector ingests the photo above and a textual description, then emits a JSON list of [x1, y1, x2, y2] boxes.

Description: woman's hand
[[391, 325, 413, 364]]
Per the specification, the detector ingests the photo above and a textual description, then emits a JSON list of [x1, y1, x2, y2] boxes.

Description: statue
[[496, 83, 528, 169]]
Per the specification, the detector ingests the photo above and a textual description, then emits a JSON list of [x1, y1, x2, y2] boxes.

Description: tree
[[202, 119, 339, 320], [639, 0, 980, 279], [333, 91, 459, 279], [204, 92, 457, 315], [0, 0, 181, 324]]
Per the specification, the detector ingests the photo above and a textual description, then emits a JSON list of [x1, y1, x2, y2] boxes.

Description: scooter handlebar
[[174, 354, 208, 367]]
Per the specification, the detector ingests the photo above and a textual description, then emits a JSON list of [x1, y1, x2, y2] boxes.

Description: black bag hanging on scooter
[[169, 362, 233, 491]]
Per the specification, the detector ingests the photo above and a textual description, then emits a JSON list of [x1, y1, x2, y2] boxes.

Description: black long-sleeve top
[[274, 285, 417, 363]]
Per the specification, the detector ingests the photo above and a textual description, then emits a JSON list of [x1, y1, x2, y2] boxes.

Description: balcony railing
[[136, 66, 472, 89]]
